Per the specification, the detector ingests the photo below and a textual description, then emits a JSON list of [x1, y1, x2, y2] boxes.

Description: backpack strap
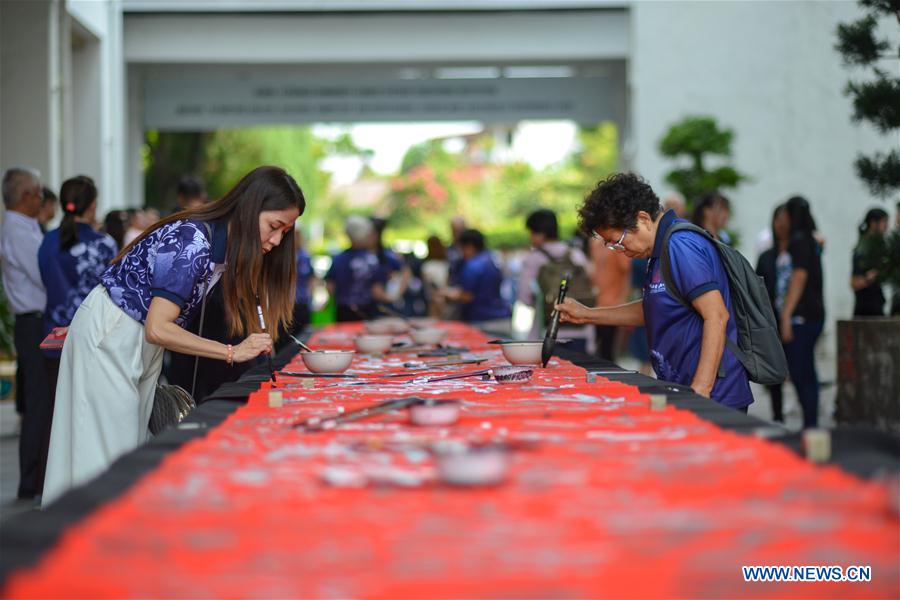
[[658, 222, 728, 379], [536, 246, 567, 264]]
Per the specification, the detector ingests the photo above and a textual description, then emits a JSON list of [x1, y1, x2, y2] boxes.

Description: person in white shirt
[[0, 166, 51, 499]]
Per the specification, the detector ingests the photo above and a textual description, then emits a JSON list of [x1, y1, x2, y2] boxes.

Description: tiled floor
[[0, 400, 40, 521]]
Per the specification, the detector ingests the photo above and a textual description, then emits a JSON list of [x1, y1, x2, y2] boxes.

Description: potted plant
[[834, 0, 900, 432]]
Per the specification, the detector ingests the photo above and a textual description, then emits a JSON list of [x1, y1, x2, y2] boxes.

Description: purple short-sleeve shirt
[[101, 219, 226, 326]]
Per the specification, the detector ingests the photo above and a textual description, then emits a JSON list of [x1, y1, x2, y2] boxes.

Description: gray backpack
[[659, 222, 788, 385]]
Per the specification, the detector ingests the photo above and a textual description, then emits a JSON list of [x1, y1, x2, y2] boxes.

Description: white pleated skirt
[[42, 285, 164, 507]]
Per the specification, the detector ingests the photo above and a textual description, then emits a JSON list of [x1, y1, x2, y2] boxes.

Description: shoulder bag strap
[[190, 222, 214, 398]]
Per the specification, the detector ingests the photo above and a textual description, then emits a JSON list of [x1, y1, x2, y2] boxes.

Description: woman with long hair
[[755, 204, 790, 422], [780, 195, 825, 428], [43, 166, 305, 506], [851, 207, 889, 317], [36, 176, 118, 495]]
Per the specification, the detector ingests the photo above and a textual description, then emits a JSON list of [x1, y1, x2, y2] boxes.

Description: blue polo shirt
[[458, 250, 511, 322], [101, 218, 227, 326], [295, 248, 313, 307], [643, 210, 753, 409], [325, 248, 387, 307]]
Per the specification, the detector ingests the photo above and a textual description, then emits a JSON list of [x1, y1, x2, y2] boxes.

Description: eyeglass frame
[[592, 228, 628, 251]]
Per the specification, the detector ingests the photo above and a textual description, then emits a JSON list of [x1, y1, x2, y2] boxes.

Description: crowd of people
[[1, 162, 898, 506]]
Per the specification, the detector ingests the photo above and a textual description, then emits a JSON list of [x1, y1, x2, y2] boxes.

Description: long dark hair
[[113, 166, 306, 339], [858, 207, 888, 239], [103, 210, 127, 250], [785, 195, 817, 237], [771, 203, 788, 247], [59, 176, 97, 251], [691, 191, 730, 228]]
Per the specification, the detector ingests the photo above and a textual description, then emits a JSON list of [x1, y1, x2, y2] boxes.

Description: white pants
[[42, 285, 164, 507]]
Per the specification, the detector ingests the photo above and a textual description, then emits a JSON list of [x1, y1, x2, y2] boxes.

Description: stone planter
[[836, 318, 900, 433]]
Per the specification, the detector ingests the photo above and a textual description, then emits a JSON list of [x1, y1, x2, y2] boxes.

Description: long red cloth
[[5, 322, 898, 598]]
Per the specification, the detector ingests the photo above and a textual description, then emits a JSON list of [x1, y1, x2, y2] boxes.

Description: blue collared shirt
[[642, 210, 753, 408], [0, 210, 46, 314], [38, 224, 118, 335], [101, 218, 227, 326], [295, 248, 313, 306], [458, 250, 511, 322]]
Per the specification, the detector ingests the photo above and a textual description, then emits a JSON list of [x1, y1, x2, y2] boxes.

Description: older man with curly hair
[[556, 173, 753, 411]]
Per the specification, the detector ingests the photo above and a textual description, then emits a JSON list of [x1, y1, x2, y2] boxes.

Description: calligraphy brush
[[295, 396, 425, 430], [541, 273, 570, 368], [255, 293, 276, 383]]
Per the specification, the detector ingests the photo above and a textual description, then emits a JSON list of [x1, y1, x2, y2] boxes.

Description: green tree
[[835, 0, 900, 198], [144, 126, 334, 220], [571, 122, 619, 187], [658, 116, 748, 205], [142, 131, 210, 210]]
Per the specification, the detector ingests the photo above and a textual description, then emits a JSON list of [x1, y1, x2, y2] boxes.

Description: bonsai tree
[[658, 116, 748, 206], [835, 0, 899, 198]]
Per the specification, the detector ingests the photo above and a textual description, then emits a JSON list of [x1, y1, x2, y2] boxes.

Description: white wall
[[0, 0, 59, 187], [629, 0, 895, 329], [0, 0, 125, 218]]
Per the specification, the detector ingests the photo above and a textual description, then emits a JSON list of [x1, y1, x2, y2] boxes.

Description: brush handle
[[256, 295, 276, 383], [541, 273, 571, 367], [546, 274, 570, 341], [298, 397, 424, 430]]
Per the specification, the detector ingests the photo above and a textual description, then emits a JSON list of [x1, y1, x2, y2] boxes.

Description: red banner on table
[[5, 323, 898, 598]]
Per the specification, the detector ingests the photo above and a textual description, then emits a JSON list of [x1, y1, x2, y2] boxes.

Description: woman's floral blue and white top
[[100, 219, 227, 327], [38, 223, 118, 337]]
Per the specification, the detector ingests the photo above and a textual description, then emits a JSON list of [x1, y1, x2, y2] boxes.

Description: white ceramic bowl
[[409, 400, 460, 427], [409, 317, 438, 328], [299, 350, 355, 373], [353, 334, 394, 354], [410, 327, 448, 346], [435, 444, 510, 486], [364, 318, 410, 335], [500, 341, 543, 365]]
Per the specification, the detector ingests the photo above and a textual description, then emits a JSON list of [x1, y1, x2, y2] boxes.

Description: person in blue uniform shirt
[[440, 228, 511, 331], [37, 176, 118, 495], [556, 173, 753, 411], [291, 230, 314, 338], [326, 215, 388, 322]]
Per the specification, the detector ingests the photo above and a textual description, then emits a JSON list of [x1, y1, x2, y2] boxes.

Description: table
[[2, 322, 898, 598]]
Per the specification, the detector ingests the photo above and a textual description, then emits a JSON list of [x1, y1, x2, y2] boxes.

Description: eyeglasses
[[592, 229, 628, 251]]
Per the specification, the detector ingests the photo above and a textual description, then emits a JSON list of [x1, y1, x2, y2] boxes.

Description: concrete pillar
[[106, 0, 129, 213], [71, 23, 103, 185], [125, 64, 144, 209]]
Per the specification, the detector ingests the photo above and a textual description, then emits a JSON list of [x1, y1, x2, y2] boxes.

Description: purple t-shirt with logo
[[642, 210, 753, 409], [325, 248, 387, 307]]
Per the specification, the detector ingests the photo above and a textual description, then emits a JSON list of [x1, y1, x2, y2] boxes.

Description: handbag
[[148, 222, 213, 436]]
